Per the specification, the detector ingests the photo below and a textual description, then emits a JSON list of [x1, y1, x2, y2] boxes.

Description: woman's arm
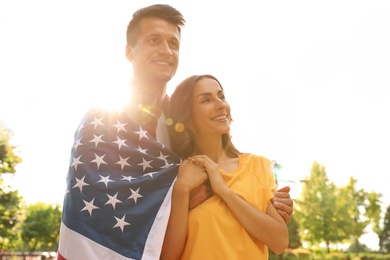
[[190, 155, 288, 254], [160, 160, 208, 260], [218, 187, 288, 254]]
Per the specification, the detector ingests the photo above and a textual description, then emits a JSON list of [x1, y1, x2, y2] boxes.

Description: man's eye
[[149, 38, 159, 44], [169, 41, 179, 49]]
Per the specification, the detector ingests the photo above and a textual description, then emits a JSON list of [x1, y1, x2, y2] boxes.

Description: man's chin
[[159, 72, 176, 82]]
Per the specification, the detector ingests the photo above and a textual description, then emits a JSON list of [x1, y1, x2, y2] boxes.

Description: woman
[[161, 75, 288, 259]]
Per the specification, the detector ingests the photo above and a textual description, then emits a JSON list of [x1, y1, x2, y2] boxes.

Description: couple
[[58, 4, 292, 260]]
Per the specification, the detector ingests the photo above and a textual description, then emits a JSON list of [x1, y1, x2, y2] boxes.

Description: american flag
[[58, 107, 180, 260]]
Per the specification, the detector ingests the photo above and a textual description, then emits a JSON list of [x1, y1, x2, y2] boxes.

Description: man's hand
[[272, 186, 294, 223], [188, 181, 213, 210]]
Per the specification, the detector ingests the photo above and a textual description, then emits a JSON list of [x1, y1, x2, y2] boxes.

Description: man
[[58, 4, 293, 260]]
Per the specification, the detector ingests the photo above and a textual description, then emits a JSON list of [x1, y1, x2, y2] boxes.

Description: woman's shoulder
[[240, 153, 271, 164], [240, 153, 275, 181]]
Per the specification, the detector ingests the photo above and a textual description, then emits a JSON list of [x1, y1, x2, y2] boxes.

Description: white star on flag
[[72, 175, 89, 192], [81, 198, 100, 216], [89, 134, 105, 147], [113, 215, 130, 233], [128, 187, 143, 204], [113, 120, 127, 133], [72, 155, 84, 171], [91, 153, 107, 170], [135, 126, 148, 141], [138, 158, 153, 172], [115, 156, 131, 170], [98, 175, 115, 187], [90, 116, 104, 129], [113, 137, 128, 150], [105, 192, 122, 210]]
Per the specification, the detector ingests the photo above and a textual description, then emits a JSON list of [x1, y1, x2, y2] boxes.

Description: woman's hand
[[176, 158, 208, 192], [188, 155, 228, 196]]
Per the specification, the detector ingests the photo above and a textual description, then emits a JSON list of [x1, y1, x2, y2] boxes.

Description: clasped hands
[[180, 156, 293, 223]]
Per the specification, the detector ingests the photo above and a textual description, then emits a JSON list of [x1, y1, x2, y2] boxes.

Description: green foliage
[[288, 215, 302, 249], [272, 248, 390, 260], [21, 202, 62, 252], [0, 126, 22, 175], [295, 161, 345, 252], [0, 197, 24, 251], [0, 186, 24, 250], [294, 161, 382, 256], [346, 242, 371, 253], [338, 177, 382, 255], [0, 124, 24, 250], [379, 204, 390, 253]]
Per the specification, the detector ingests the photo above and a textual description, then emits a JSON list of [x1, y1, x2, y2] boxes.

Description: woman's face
[[188, 77, 231, 138]]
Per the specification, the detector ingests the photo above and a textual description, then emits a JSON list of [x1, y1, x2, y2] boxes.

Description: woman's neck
[[193, 137, 227, 163], [194, 136, 238, 174]]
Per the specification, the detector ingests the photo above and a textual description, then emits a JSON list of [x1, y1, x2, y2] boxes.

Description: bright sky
[[1, 0, 389, 249]]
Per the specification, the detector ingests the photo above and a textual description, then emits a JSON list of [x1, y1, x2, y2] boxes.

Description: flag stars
[[89, 134, 105, 147], [113, 137, 127, 150], [113, 120, 127, 133], [90, 117, 104, 129], [81, 198, 99, 216], [137, 146, 148, 154], [158, 152, 170, 161], [73, 137, 83, 151], [121, 175, 136, 183], [116, 156, 131, 170], [72, 176, 89, 193], [138, 158, 153, 172], [105, 192, 122, 210], [135, 127, 148, 141], [161, 160, 174, 169], [143, 171, 157, 179], [98, 175, 114, 188], [72, 155, 84, 171], [128, 187, 143, 204], [91, 153, 107, 170], [113, 215, 130, 233]]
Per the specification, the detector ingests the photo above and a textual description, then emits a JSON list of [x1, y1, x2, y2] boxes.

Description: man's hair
[[126, 4, 186, 47]]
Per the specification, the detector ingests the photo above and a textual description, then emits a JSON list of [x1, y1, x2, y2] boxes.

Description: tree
[[379, 204, 390, 253], [338, 177, 382, 256], [0, 125, 23, 250], [288, 215, 302, 249], [295, 161, 346, 252], [0, 125, 22, 175], [21, 202, 62, 252]]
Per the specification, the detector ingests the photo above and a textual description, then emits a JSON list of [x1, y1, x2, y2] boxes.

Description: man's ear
[[126, 45, 133, 61]]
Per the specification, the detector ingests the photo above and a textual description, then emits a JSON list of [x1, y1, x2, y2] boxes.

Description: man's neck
[[130, 79, 167, 119]]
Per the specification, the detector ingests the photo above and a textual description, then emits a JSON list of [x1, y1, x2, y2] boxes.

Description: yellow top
[[180, 153, 277, 260]]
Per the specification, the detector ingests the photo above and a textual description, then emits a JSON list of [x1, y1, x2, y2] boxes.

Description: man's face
[[126, 17, 180, 86]]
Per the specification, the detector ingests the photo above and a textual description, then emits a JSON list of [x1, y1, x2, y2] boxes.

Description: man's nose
[[158, 41, 173, 55]]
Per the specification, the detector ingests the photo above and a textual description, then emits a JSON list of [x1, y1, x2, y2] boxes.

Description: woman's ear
[[125, 45, 133, 61]]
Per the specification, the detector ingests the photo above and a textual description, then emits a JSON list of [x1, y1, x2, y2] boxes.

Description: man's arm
[[272, 186, 294, 223], [188, 181, 213, 209]]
